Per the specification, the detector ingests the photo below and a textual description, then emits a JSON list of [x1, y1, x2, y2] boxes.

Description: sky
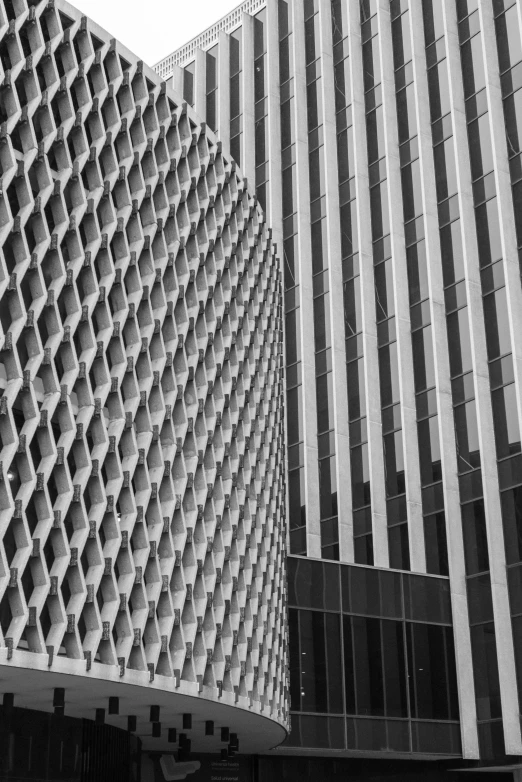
[[69, 0, 240, 67]]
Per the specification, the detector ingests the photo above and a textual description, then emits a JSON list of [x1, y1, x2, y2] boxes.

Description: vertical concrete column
[[444, 0, 522, 756], [479, 3, 522, 498], [347, 0, 389, 567], [241, 12, 256, 190], [408, 0, 479, 760], [318, 0, 353, 563], [292, 0, 321, 558], [266, 0, 287, 558], [218, 31, 231, 158], [169, 65, 184, 102], [266, 0, 283, 245], [377, 0, 425, 572], [194, 47, 207, 122]]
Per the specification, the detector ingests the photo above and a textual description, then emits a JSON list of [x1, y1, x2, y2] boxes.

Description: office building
[[155, 0, 522, 777], [0, 0, 287, 779]]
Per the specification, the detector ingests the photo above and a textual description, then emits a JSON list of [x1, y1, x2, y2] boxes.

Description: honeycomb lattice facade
[[0, 0, 287, 737]]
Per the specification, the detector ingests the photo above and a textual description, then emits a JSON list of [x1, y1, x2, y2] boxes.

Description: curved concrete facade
[[0, 0, 287, 756]]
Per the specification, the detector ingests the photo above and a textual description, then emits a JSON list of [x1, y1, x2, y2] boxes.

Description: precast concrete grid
[[0, 0, 288, 754]]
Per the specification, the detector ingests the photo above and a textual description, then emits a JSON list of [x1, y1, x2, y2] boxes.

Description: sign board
[[152, 753, 251, 782]]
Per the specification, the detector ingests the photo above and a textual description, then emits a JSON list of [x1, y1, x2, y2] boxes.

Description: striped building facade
[[155, 0, 522, 771]]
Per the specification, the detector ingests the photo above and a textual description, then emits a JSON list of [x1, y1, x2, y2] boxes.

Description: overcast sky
[[70, 0, 240, 67]]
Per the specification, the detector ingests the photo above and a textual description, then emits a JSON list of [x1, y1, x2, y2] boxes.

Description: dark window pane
[[183, 64, 194, 106], [289, 467, 306, 530], [418, 416, 442, 484], [504, 89, 522, 158], [434, 138, 458, 200], [461, 34, 486, 98], [382, 619, 408, 717], [354, 532, 374, 565], [484, 287, 512, 360], [470, 622, 502, 720], [287, 557, 340, 610], [351, 443, 371, 507], [511, 614, 522, 712], [342, 566, 402, 618], [379, 342, 400, 407], [281, 98, 295, 149], [462, 498, 490, 575], [343, 615, 356, 713], [288, 607, 302, 709], [467, 573, 494, 625], [406, 623, 459, 720], [412, 325, 436, 394], [468, 113, 494, 179], [347, 717, 410, 752], [287, 385, 303, 444], [206, 91, 216, 132], [412, 721, 462, 755], [230, 72, 241, 118], [403, 574, 452, 623], [374, 258, 395, 321], [475, 197, 502, 267], [396, 82, 417, 142], [406, 240, 429, 304], [388, 522, 410, 570], [384, 431, 406, 498], [367, 106, 385, 163], [337, 127, 355, 183], [423, 0, 445, 45], [290, 526, 307, 555], [501, 485, 522, 565], [206, 48, 217, 91], [346, 358, 366, 420], [495, 5, 522, 72], [477, 720, 506, 762], [440, 219, 465, 285], [447, 307, 473, 377], [319, 455, 338, 521], [230, 31, 242, 74], [340, 199, 359, 256], [292, 610, 343, 713], [427, 60, 450, 121], [353, 616, 384, 716], [370, 181, 390, 241], [454, 399, 481, 472], [283, 715, 345, 749], [492, 382, 521, 459], [312, 218, 327, 274], [424, 512, 449, 576], [344, 276, 363, 335]]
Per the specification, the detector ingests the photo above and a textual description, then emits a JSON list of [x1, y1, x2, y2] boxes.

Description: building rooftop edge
[[152, 0, 266, 71], [56, 0, 262, 211]]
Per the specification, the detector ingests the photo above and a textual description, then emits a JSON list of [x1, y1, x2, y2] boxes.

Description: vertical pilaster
[[444, 0, 522, 756], [409, 0, 479, 760], [318, 0, 353, 563], [218, 31, 231, 157], [292, 0, 321, 558], [242, 12, 256, 189], [377, 0, 425, 572], [194, 47, 207, 121], [266, 0, 283, 245], [479, 1, 522, 489], [347, 0, 389, 568], [169, 64, 184, 101]]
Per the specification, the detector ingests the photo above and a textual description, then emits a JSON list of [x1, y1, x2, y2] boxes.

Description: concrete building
[[0, 0, 287, 779], [154, 0, 522, 778]]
